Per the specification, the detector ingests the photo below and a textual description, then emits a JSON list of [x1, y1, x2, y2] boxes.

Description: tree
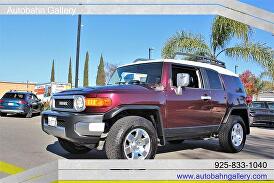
[[83, 52, 89, 87], [96, 54, 106, 86], [50, 60, 55, 82], [239, 70, 265, 96], [105, 62, 118, 83], [162, 16, 273, 71], [68, 57, 72, 85]]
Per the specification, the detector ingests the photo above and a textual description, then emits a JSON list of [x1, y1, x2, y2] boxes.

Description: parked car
[[0, 91, 43, 118], [249, 101, 274, 127], [42, 55, 250, 159]]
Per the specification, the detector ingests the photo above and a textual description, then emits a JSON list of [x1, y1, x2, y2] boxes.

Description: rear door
[[202, 69, 227, 124]]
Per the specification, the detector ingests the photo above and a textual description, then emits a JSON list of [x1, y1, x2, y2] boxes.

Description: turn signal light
[[85, 98, 112, 107]]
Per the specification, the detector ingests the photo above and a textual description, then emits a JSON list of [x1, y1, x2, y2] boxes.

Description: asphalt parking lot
[[0, 115, 273, 179]]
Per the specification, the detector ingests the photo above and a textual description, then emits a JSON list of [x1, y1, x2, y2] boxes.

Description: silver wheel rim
[[123, 128, 151, 160], [231, 123, 243, 147]]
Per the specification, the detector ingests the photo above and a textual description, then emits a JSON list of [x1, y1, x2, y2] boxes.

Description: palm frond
[[211, 16, 251, 54], [225, 42, 274, 69], [161, 31, 212, 59]]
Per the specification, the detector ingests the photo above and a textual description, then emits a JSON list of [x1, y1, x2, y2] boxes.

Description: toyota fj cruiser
[[42, 54, 250, 159]]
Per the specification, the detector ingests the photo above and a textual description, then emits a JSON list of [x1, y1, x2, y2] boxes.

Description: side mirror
[[176, 73, 190, 95]]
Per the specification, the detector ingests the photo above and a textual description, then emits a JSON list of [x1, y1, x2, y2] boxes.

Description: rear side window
[[221, 75, 245, 93], [3, 93, 25, 99], [251, 102, 266, 109], [205, 69, 223, 89]]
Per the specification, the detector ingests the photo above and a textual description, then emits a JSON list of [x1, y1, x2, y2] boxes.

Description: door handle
[[201, 95, 212, 100]]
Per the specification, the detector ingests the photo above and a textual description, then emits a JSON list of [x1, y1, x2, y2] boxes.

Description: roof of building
[[119, 59, 238, 77]]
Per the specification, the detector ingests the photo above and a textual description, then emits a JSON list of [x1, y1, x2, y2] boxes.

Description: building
[[0, 81, 36, 97]]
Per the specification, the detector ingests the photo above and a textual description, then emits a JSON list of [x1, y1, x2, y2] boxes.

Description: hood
[[54, 84, 153, 96]]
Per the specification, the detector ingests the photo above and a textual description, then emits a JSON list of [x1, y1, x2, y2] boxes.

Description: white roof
[[119, 59, 238, 77]]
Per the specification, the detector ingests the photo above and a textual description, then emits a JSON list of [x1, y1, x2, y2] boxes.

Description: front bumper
[[41, 110, 105, 145]]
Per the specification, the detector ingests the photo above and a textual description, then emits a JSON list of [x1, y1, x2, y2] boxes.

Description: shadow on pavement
[[47, 141, 107, 159], [46, 126, 274, 159]]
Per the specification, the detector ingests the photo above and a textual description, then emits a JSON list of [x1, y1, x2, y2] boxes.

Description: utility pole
[[75, 14, 82, 88], [235, 65, 239, 74], [148, 48, 154, 60]]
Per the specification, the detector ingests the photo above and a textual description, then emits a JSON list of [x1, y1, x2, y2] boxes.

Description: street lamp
[[235, 65, 239, 74], [148, 48, 154, 60], [75, 14, 82, 88]]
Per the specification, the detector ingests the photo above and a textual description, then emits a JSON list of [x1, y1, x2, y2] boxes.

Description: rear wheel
[[219, 115, 246, 153], [58, 138, 91, 154], [25, 107, 33, 118], [105, 116, 158, 159], [0, 113, 7, 117]]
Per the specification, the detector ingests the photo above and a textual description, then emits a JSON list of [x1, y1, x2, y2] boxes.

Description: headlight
[[74, 96, 86, 111]]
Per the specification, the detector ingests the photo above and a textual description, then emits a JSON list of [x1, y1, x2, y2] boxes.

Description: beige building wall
[[0, 81, 36, 98]]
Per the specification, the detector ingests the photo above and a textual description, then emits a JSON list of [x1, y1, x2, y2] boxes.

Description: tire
[[105, 116, 158, 159], [219, 115, 246, 153], [25, 107, 33, 118], [0, 113, 7, 117], [58, 138, 91, 154], [169, 140, 184, 144]]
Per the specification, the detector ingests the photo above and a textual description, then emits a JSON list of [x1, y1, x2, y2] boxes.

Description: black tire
[[0, 113, 7, 117], [58, 138, 91, 154], [219, 115, 246, 153], [25, 107, 33, 118], [105, 116, 158, 159], [168, 140, 184, 144]]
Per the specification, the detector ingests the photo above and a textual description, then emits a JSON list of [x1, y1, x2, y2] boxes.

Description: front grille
[[55, 99, 74, 109]]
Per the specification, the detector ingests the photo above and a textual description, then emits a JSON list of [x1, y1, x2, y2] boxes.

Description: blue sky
[[0, 0, 273, 86]]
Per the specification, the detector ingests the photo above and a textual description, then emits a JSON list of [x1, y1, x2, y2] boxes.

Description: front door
[[166, 64, 214, 128]]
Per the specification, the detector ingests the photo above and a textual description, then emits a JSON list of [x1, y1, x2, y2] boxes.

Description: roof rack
[[133, 58, 151, 63], [175, 52, 226, 68]]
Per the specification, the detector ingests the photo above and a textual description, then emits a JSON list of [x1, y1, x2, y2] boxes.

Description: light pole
[[75, 14, 82, 88], [148, 48, 154, 60], [235, 65, 239, 74]]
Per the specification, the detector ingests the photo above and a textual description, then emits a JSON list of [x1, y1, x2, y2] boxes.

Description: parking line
[[0, 161, 25, 175]]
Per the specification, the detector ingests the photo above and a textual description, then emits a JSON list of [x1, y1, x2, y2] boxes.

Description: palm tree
[[162, 16, 273, 70]]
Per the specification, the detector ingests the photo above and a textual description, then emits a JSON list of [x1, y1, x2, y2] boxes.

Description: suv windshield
[[250, 102, 266, 109], [108, 62, 163, 85], [3, 93, 25, 99]]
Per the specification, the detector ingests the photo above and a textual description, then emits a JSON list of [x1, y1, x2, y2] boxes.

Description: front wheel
[[58, 138, 91, 154], [219, 115, 246, 153], [105, 116, 158, 159]]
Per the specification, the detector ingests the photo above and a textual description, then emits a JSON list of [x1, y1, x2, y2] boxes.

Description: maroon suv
[[42, 58, 249, 159]]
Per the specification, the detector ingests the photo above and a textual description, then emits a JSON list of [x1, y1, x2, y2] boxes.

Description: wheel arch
[[103, 105, 166, 145], [222, 107, 250, 134]]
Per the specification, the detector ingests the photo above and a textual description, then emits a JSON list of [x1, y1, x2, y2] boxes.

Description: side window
[[205, 69, 223, 90], [171, 65, 201, 88], [33, 95, 39, 101]]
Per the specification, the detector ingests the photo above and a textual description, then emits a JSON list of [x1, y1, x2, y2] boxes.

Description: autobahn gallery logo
[[6, 6, 76, 15]]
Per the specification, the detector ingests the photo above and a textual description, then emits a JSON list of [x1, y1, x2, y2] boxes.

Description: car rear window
[[251, 102, 266, 109], [3, 93, 25, 99]]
